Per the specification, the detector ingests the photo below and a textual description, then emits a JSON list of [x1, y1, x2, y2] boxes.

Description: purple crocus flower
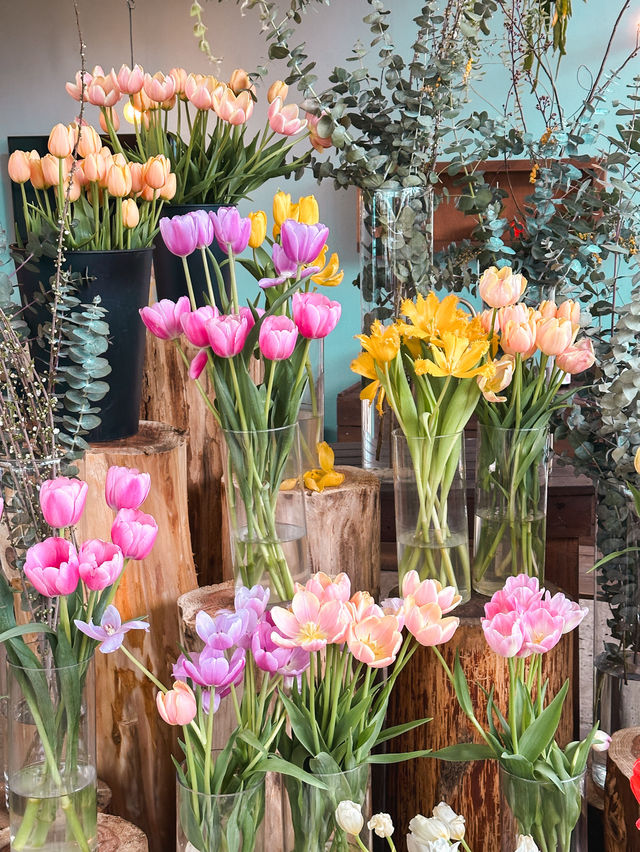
[[159, 213, 198, 257], [181, 646, 246, 691], [74, 604, 149, 653], [188, 209, 215, 249], [196, 609, 249, 650], [280, 219, 329, 265], [210, 207, 251, 255]]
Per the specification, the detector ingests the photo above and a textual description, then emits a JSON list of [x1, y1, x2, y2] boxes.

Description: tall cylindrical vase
[[358, 186, 433, 471], [223, 424, 309, 603], [472, 424, 551, 596], [500, 766, 586, 851], [7, 653, 97, 852], [392, 430, 470, 603]]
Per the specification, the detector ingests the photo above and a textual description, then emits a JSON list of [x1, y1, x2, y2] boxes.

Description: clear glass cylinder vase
[[392, 430, 470, 603], [298, 338, 324, 437], [223, 424, 309, 603], [176, 775, 265, 852], [283, 763, 370, 852], [359, 186, 434, 471], [472, 424, 551, 597], [500, 766, 587, 851], [7, 653, 97, 852]]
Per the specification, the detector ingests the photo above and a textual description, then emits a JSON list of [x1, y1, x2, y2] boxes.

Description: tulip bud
[[29, 153, 46, 189], [129, 162, 145, 194], [297, 195, 319, 225], [159, 173, 177, 201], [76, 124, 102, 158], [100, 109, 120, 134], [41, 154, 63, 187], [66, 176, 82, 202], [334, 801, 364, 837], [8, 150, 31, 183], [105, 465, 150, 510], [143, 155, 170, 190], [228, 68, 251, 94], [106, 163, 132, 197], [122, 198, 140, 228], [248, 210, 267, 248], [169, 67, 188, 96], [267, 80, 288, 103], [48, 123, 74, 158], [156, 681, 197, 726], [83, 153, 105, 184], [39, 477, 88, 528]]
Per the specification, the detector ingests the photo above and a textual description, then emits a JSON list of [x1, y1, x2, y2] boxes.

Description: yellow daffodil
[[303, 441, 345, 492], [355, 320, 400, 363], [415, 332, 492, 379], [351, 351, 386, 416], [248, 210, 267, 248], [297, 195, 319, 225], [311, 249, 344, 287]]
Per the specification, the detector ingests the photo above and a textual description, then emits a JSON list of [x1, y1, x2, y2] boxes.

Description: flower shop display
[[472, 266, 595, 595], [0, 467, 157, 851], [141, 206, 342, 601], [67, 63, 310, 304], [352, 292, 494, 601], [273, 570, 461, 851]]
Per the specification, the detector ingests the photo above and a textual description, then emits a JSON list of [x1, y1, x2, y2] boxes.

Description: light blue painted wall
[[0, 0, 637, 438]]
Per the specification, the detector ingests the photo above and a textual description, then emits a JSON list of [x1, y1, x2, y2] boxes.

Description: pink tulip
[[345, 591, 383, 622], [271, 591, 350, 651], [542, 590, 588, 634], [504, 574, 540, 595], [117, 64, 145, 94], [306, 112, 332, 151], [111, 508, 158, 560], [144, 71, 176, 103], [402, 570, 462, 615], [213, 87, 254, 125], [140, 297, 191, 340], [292, 292, 341, 339], [556, 299, 580, 325], [39, 477, 88, 528], [301, 572, 352, 604], [481, 611, 524, 657], [536, 317, 574, 356], [78, 539, 124, 591], [520, 607, 564, 655], [268, 97, 308, 135], [181, 306, 220, 347], [189, 349, 209, 380], [24, 537, 80, 597], [66, 70, 93, 101], [210, 207, 252, 255], [259, 315, 298, 360], [404, 599, 459, 647], [156, 681, 197, 726], [347, 614, 402, 668], [188, 210, 215, 249], [478, 266, 527, 308], [205, 313, 251, 357], [159, 214, 198, 257], [185, 74, 217, 110], [501, 318, 537, 357], [555, 338, 595, 374], [86, 72, 121, 108], [105, 465, 151, 511]]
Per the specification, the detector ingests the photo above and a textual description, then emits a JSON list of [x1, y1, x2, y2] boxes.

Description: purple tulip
[[196, 609, 249, 650], [110, 508, 158, 560], [259, 315, 298, 360], [251, 611, 311, 677], [235, 584, 270, 619], [181, 646, 246, 691], [78, 539, 124, 591], [205, 313, 252, 357], [258, 243, 320, 289], [292, 291, 341, 339], [140, 297, 191, 341], [159, 214, 198, 257], [210, 207, 252, 255], [39, 477, 88, 529], [280, 219, 329, 265], [74, 604, 149, 653], [105, 465, 151, 511], [24, 537, 80, 597], [188, 209, 215, 249], [181, 305, 220, 347]]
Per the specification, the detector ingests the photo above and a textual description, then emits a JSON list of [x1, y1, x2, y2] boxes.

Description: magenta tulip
[[210, 207, 251, 255], [140, 297, 191, 340], [259, 315, 298, 360], [24, 537, 80, 597], [292, 292, 341, 339], [280, 220, 329, 265], [205, 313, 251, 357], [159, 214, 198, 257], [189, 349, 209, 379], [188, 209, 215, 249], [181, 305, 220, 347], [39, 477, 88, 528], [78, 539, 124, 591], [105, 465, 151, 511], [111, 508, 158, 560]]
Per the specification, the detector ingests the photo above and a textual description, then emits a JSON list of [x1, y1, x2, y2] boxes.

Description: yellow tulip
[[355, 320, 400, 364], [311, 250, 344, 287], [415, 332, 491, 379], [297, 195, 319, 225], [401, 292, 471, 341], [248, 210, 267, 248], [302, 441, 345, 492], [351, 351, 386, 416], [476, 355, 515, 402], [272, 190, 297, 238]]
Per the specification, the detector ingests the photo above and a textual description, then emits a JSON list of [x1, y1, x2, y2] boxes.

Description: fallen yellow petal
[[280, 477, 300, 491], [317, 441, 335, 473]]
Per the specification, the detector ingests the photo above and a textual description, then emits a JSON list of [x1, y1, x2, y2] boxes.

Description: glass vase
[[7, 653, 97, 852], [298, 338, 324, 437], [392, 430, 470, 603], [358, 186, 434, 471], [223, 424, 309, 603], [283, 763, 370, 852], [500, 766, 586, 851], [176, 775, 265, 852], [472, 424, 551, 596], [592, 480, 640, 788]]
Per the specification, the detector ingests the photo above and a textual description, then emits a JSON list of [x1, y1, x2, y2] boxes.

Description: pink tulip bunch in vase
[[141, 207, 342, 602], [472, 266, 596, 595], [0, 467, 157, 852]]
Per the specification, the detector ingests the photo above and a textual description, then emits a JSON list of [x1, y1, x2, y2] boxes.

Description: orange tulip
[[169, 67, 188, 97], [8, 150, 31, 183], [556, 299, 580, 326], [535, 317, 574, 356], [213, 87, 254, 125], [346, 614, 403, 668], [106, 163, 132, 197], [143, 155, 171, 190], [122, 198, 140, 228], [267, 80, 289, 104], [48, 123, 73, 158], [228, 68, 252, 95], [143, 71, 176, 103]]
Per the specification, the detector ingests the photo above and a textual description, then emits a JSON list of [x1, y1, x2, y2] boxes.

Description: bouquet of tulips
[[66, 64, 310, 205], [0, 466, 157, 852], [8, 123, 175, 250], [272, 570, 461, 852], [140, 200, 342, 601], [433, 575, 608, 852], [472, 266, 596, 593], [352, 292, 494, 602]]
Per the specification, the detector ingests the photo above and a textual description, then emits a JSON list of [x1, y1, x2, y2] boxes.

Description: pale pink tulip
[[481, 611, 524, 657], [105, 465, 151, 511], [345, 590, 383, 622], [78, 539, 124, 591], [140, 297, 191, 340], [117, 64, 145, 95], [402, 570, 461, 614], [555, 338, 595, 374], [542, 590, 588, 634], [271, 591, 350, 651], [301, 572, 352, 604], [404, 600, 459, 646], [213, 87, 254, 125], [143, 71, 176, 103], [65, 70, 93, 101], [520, 607, 564, 655], [156, 681, 197, 726], [87, 72, 121, 108], [478, 266, 527, 308], [501, 318, 537, 357], [110, 508, 158, 560], [347, 614, 402, 668], [39, 477, 88, 528], [504, 574, 540, 594], [536, 317, 574, 356], [24, 537, 80, 597], [268, 97, 307, 135], [170, 67, 188, 96], [556, 299, 580, 325]]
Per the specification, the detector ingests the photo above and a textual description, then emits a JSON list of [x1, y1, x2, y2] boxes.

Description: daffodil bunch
[[352, 292, 494, 600]]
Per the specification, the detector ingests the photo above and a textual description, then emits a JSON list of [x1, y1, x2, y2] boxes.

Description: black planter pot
[[14, 247, 153, 444], [153, 203, 231, 308]]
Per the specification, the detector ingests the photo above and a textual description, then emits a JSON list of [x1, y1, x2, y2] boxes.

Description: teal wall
[[0, 0, 637, 438]]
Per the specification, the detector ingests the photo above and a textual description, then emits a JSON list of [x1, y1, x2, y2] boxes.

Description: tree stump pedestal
[[604, 726, 640, 850], [0, 814, 148, 851]]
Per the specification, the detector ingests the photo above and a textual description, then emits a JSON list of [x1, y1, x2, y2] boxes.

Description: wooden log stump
[[140, 334, 229, 586], [385, 589, 576, 852], [604, 727, 640, 850], [0, 813, 149, 851], [78, 421, 198, 852]]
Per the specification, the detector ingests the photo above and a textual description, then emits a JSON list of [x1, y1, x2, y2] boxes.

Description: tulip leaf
[[430, 743, 496, 761], [374, 716, 432, 745], [367, 748, 433, 764], [517, 680, 569, 764], [452, 652, 475, 720]]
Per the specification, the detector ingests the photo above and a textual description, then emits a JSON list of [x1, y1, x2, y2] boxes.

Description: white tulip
[[335, 800, 364, 836], [408, 814, 450, 842], [367, 812, 394, 838], [432, 802, 466, 841], [515, 835, 541, 852], [407, 835, 460, 852], [592, 729, 612, 752]]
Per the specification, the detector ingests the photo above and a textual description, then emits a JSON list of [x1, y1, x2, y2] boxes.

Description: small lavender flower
[[74, 604, 149, 653]]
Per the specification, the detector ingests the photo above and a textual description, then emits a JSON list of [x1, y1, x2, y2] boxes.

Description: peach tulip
[[48, 123, 74, 158], [347, 614, 402, 668], [82, 153, 106, 184], [41, 154, 65, 187], [131, 89, 153, 112], [498, 303, 529, 331], [267, 80, 289, 103], [143, 71, 176, 103], [556, 299, 580, 326], [501, 318, 537, 357], [213, 87, 254, 125], [404, 599, 460, 646], [159, 173, 177, 201], [75, 124, 102, 158], [268, 97, 307, 135], [300, 572, 352, 604], [143, 155, 170, 190], [116, 63, 145, 95], [345, 590, 383, 622], [635, 447, 640, 476], [99, 109, 120, 134], [477, 354, 515, 402], [538, 300, 557, 319], [271, 591, 351, 651], [65, 69, 93, 101], [122, 198, 140, 228], [87, 72, 120, 108], [402, 571, 462, 615], [169, 67, 188, 96], [66, 176, 82, 202], [156, 681, 197, 726], [535, 316, 574, 356], [478, 265, 527, 309], [228, 68, 252, 94], [29, 153, 46, 189], [555, 338, 595, 374], [8, 150, 31, 183], [106, 163, 132, 197]]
